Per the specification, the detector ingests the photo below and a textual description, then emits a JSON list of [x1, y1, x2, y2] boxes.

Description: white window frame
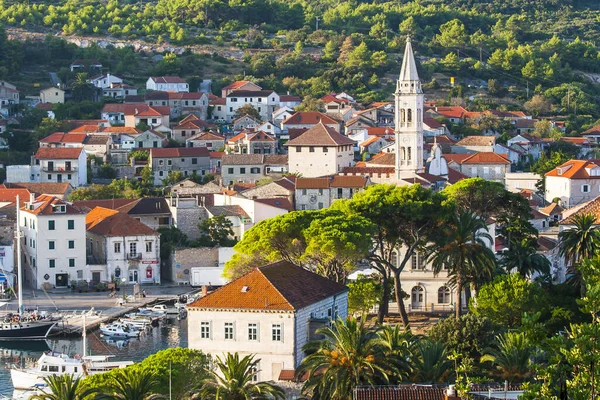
[[582, 184, 590, 193], [248, 323, 259, 341], [200, 321, 211, 339], [272, 323, 282, 342], [224, 322, 234, 340]]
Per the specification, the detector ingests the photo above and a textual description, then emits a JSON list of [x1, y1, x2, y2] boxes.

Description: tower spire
[[398, 35, 421, 91]]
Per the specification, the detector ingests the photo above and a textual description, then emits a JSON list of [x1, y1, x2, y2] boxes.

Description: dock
[[50, 294, 188, 336]]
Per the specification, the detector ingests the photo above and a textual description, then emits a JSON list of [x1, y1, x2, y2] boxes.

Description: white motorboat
[[10, 351, 134, 390], [119, 318, 151, 329], [100, 323, 140, 338]]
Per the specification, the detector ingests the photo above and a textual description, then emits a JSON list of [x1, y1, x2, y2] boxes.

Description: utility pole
[[479, 47, 483, 63], [315, 16, 320, 31], [526, 81, 529, 99]]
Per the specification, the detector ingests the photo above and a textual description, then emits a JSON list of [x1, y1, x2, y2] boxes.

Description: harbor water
[[0, 317, 188, 397]]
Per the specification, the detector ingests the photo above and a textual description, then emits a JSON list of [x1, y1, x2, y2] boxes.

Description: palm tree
[[297, 317, 396, 399], [410, 341, 452, 383], [481, 332, 532, 382], [98, 368, 162, 400], [199, 353, 285, 400], [558, 213, 600, 292], [428, 211, 497, 318], [501, 237, 551, 279], [30, 375, 98, 400]]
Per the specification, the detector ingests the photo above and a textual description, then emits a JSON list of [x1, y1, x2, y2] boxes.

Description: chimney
[[29, 192, 35, 204], [201, 285, 208, 296]]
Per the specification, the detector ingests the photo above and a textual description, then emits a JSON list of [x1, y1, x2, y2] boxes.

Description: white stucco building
[[86, 207, 161, 285], [545, 159, 600, 208], [187, 261, 348, 382], [146, 76, 189, 92], [20, 195, 87, 289], [285, 123, 355, 177]]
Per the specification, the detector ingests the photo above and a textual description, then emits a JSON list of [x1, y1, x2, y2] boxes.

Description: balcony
[[127, 253, 142, 260], [43, 166, 77, 172]]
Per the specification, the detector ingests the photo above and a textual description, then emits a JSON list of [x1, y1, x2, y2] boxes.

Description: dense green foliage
[[84, 348, 210, 399]]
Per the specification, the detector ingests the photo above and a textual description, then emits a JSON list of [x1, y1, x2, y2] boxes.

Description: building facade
[[20, 195, 87, 289], [187, 261, 348, 382]]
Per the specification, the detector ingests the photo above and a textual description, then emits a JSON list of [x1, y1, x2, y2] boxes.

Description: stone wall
[[168, 247, 218, 283]]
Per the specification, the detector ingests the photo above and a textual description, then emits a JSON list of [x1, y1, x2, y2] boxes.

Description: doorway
[[92, 272, 101, 285], [411, 286, 425, 310], [55, 274, 68, 288], [128, 270, 138, 284]]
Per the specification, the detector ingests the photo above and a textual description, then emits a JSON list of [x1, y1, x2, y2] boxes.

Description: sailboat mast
[[82, 314, 87, 358], [16, 195, 23, 315]]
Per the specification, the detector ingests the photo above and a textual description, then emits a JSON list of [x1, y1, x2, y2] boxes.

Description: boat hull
[[0, 321, 56, 340]]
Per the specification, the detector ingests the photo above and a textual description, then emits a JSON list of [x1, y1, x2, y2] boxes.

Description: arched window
[[438, 286, 451, 304], [401, 147, 406, 161], [400, 109, 405, 124], [411, 286, 424, 304], [407, 108, 412, 123], [407, 147, 412, 161]]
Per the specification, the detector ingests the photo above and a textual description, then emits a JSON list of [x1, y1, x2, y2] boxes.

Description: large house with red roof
[[285, 123, 355, 177], [20, 194, 87, 289], [8, 148, 88, 188], [443, 152, 510, 183], [187, 260, 348, 382], [281, 111, 340, 133], [123, 104, 170, 131], [86, 207, 161, 285], [545, 159, 600, 207], [226, 131, 277, 155]]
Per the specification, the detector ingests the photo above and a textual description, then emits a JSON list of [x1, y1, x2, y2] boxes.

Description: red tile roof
[[583, 124, 600, 135], [254, 198, 293, 211], [0, 188, 31, 207], [331, 175, 368, 188], [3, 182, 72, 196], [444, 152, 509, 165], [321, 94, 350, 104], [279, 95, 301, 102], [285, 123, 355, 147], [86, 207, 158, 236], [187, 261, 347, 311], [282, 112, 338, 126], [150, 147, 210, 158], [545, 159, 600, 179], [35, 147, 84, 159], [39, 133, 87, 144], [423, 117, 445, 129], [366, 127, 395, 136], [21, 195, 84, 215], [123, 104, 170, 117], [221, 81, 254, 91], [296, 177, 331, 189], [561, 195, 600, 224]]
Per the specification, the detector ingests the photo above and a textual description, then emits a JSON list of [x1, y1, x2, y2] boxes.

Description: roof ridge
[[257, 262, 298, 310]]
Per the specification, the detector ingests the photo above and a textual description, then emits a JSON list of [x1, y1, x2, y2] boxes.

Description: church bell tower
[[394, 36, 424, 179]]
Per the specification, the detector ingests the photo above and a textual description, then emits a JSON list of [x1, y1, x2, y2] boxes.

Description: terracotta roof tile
[[296, 177, 331, 189], [222, 81, 254, 90], [86, 207, 158, 236], [0, 188, 31, 207], [583, 124, 600, 135], [187, 261, 347, 311], [282, 112, 338, 126], [4, 182, 72, 196], [545, 159, 600, 179], [331, 175, 368, 188], [561, 195, 600, 224], [539, 202, 564, 216], [72, 199, 137, 211], [342, 166, 395, 174], [366, 127, 395, 136], [285, 123, 354, 147], [35, 147, 84, 159], [21, 195, 84, 216], [39, 132, 87, 144], [254, 198, 293, 211]]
